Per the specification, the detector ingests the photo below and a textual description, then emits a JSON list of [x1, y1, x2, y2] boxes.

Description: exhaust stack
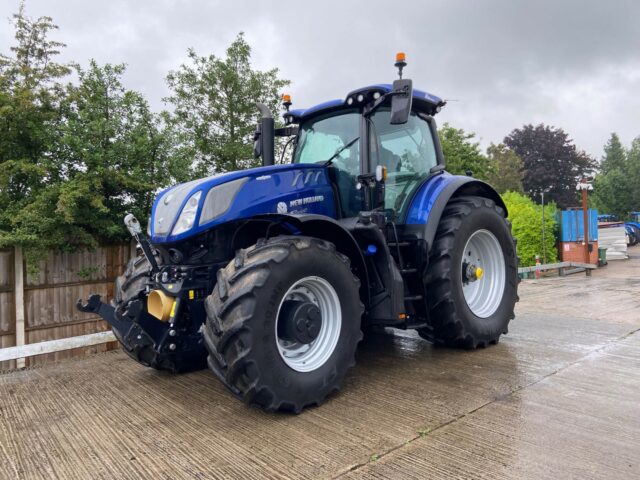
[[254, 103, 275, 166]]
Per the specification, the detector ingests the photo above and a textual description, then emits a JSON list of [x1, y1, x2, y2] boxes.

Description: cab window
[[369, 109, 437, 218], [293, 110, 362, 217]]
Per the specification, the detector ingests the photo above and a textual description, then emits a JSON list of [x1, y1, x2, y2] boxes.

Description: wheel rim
[[275, 276, 341, 372], [461, 229, 506, 318]]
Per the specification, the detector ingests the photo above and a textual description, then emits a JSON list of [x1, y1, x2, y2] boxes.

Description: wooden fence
[[0, 244, 134, 370]]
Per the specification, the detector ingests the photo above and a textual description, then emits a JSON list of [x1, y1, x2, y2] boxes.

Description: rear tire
[[418, 196, 518, 348], [113, 255, 208, 373], [203, 236, 363, 413]]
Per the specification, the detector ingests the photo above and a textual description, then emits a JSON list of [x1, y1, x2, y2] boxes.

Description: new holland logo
[[277, 202, 288, 213]]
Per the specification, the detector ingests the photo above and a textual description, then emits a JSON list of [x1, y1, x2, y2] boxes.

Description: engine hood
[[150, 163, 336, 244]]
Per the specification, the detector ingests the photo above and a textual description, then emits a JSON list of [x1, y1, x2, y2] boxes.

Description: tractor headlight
[[171, 191, 202, 236]]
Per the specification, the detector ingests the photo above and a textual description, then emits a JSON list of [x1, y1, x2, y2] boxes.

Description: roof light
[[347, 97, 354, 105], [357, 94, 364, 102], [395, 52, 407, 79], [373, 91, 381, 99], [282, 93, 292, 112]]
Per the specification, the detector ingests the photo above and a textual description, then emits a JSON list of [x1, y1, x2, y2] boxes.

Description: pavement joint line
[[333, 325, 640, 479]]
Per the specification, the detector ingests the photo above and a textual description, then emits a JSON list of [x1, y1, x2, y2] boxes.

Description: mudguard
[[403, 173, 507, 249], [243, 213, 370, 307]]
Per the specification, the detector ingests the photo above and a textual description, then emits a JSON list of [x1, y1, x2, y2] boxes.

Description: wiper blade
[[323, 136, 360, 167]]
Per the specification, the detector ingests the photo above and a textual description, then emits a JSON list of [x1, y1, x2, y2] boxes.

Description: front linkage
[[76, 215, 212, 373]]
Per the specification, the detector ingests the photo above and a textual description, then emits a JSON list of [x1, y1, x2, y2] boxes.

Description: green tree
[[5, 61, 168, 255], [502, 191, 558, 266], [52, 61, 169, 244], [438, 124, 492, 180], [600, 133, 626, 174], [504, 124, 595, 209], [591, 133, 640, 218], [0, 3, 70, 250], [164, 33, 290, 180], [592, 169, 629, 218], [626, 137, 640, 211], [485, 143, 524, 193]]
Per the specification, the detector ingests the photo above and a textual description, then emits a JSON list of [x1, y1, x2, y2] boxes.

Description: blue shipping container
[[559, 209, 598, 242]]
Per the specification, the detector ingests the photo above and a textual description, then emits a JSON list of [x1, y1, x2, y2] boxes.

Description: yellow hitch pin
[[188, 290, 195, 300]]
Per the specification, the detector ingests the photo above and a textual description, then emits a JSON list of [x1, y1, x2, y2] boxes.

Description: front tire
[[203, 236, 363, 413], [419, 196, 518, 348]]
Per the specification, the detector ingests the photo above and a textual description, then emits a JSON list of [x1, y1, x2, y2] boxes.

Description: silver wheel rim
[[461, 229, 506, 318], [275, 276, 341, 372]]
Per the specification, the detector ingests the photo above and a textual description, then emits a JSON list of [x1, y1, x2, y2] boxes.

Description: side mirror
[[390, 79, 413, 125]]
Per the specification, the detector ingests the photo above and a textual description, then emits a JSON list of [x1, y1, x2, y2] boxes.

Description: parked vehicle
[[598, 214, 639, 246], [78, 54, 519, 412], [625, 223, 640, 246]]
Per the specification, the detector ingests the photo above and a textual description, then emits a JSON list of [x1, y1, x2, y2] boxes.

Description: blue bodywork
[[149, 84, 467, 246], [151, 166, 477, 245], [405, 173, 455, 224], [151, 164, 335, 244]]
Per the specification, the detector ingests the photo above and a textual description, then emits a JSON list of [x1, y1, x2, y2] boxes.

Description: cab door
[[367, 109, 439, 219]]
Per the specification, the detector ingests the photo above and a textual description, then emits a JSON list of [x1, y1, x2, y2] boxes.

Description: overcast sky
[[2, 0, 639, 159]]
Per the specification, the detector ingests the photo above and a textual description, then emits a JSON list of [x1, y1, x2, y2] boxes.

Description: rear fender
[[403, 174, 507, 249]]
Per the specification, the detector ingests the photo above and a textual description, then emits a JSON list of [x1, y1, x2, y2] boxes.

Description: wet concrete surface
[[1, 246, 639, 479]]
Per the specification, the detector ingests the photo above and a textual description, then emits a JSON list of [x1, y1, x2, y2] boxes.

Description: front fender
[[403, 173, 507, 248], [241, 214, 370, 307]]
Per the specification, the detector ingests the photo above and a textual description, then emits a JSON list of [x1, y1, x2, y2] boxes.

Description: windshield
[[293, 110, 362, 217], [369, 109, 437, 218], [293, 110, 360, 168]]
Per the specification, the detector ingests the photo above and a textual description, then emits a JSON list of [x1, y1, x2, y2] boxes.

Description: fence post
[[14, 246, 26, 369]]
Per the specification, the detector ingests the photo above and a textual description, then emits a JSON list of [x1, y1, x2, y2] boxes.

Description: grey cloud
[[2, 0, 639, 157]]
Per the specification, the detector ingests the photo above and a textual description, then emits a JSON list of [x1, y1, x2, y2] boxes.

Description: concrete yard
[[1, 247, 639, 479]]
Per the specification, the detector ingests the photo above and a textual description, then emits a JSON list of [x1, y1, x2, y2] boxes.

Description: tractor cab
[[288, 88, 443, 221], [257, 53, 446, 223]]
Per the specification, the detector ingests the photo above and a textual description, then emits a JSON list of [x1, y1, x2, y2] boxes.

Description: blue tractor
[[78, 55, 518, 412]]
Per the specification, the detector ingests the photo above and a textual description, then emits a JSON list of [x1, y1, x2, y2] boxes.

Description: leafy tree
[[502, 191, 558, 266], [593, 134, 640, 217], [54, 62, 169, 243], [485, 143, 524, 193], [591, 169, 629, 218], [626, 137, 640, 211], [504, 124, 595, 209], [0, 3, 70, 252], [0, 2, 70, 89], [163, 33, 290, 180], [5, 61, 168, 256], [438, 124, 492, 180], [600, 133, 626, 174]]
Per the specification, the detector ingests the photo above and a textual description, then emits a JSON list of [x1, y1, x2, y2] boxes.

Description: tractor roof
[[285, 84, 444, 123]]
